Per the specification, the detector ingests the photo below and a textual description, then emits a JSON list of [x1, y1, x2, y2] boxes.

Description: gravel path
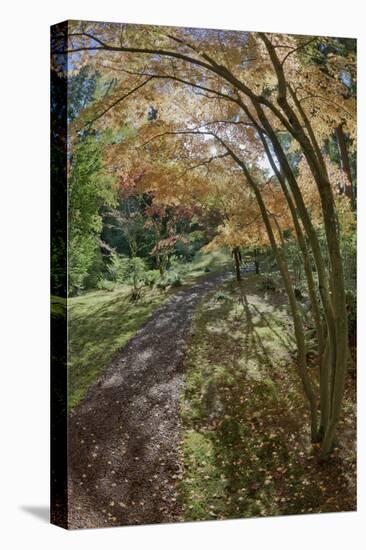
[[67, 272, 230, 529]]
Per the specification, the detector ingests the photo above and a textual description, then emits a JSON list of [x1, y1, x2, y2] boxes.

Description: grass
[[179, 274, 356, 520], [181, 247, 232, 283], [65, 248, 233, 411], [67, 285, 170, 410]]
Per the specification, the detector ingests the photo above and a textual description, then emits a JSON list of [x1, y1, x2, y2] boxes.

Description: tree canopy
[[52, 21, 356, 461]]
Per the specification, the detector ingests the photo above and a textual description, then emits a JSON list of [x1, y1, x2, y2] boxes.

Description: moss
[[179, 431, 227, 521]]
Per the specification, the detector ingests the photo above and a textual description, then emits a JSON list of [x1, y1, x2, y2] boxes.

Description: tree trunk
[[259, 130, 329, 439], [222, 147, 320, 441], [239, 91, 339, 449], [233, 247, 241, 281], [258, 39, 348, 459]]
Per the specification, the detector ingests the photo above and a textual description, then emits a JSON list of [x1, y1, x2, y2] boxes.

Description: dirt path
[[67, 272, 230, 529]]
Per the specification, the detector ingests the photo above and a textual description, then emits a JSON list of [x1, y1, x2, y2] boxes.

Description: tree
[[68, 134, 116, 294], [54, 23, 356, 460]]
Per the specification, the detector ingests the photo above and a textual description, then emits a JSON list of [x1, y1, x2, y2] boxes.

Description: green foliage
[[68, 134, 116, 295], [156, 278, 170, 290], [103, 196, 151, 258], [144, 269, 161, 287], [170, 272, 183, 287], [213, 290, 229, 302], [256, 274, 277, 292], [106, 252, 128, 283], [125, 257, 147, 293], [107, 253, 147, 299], [68, 136, 116, 235], [156, 271, 182, 289], [96, 278, 116, 291], [68, 234, 100, 295], [68, 285, 169, 409]]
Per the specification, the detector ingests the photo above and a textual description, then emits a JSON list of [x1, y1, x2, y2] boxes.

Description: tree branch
[[84, 76, 154, 127]]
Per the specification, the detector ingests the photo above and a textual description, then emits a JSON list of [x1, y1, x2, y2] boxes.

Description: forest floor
[[179, 274, 356, 520], [67, 271, 356, 529]]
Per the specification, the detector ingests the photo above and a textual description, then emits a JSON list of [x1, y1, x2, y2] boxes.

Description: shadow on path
[[67, 272, 230, 529]]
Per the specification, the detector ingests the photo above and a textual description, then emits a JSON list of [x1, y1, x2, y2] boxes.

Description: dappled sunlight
[[180, 275, 356, 520], [67, 271, 234, 527], [68, 285, 170, 409]]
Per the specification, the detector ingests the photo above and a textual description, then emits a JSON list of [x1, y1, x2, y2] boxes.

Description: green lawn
[[179, 274, 356, 519], [180, 247, 232, 283], [67, 285, 170, 410]]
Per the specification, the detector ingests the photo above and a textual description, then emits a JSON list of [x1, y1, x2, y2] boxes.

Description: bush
[[97, 278, 116, 291], [156, 278, 169, 290], [214, 290, 229, 302], [169, 272, 182, 287], [156, 271, 182, 289], [68, 234, 100, 295], [107, 253, 130, 283], [107, 254, 146, 288], [144, 269, 161, 287]]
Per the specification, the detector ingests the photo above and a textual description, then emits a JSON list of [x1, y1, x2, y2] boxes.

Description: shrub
[[214, 290, 229, 302], [107, 252, 129, 283], [144, 269, 161, 287], [107, 254, 146, 288], [156, 271, 182, 289], [168, 272, 182, 287], [68, 234, 100, 295], [156, 278, 169, 290], [97, 278, 116, 291], [128, 257, 147, 287]]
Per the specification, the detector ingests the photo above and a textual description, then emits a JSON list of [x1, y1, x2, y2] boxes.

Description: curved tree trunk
[[249, 176, 319, 441], [216, 140, 320, 441], [260, 35, 348, 459]]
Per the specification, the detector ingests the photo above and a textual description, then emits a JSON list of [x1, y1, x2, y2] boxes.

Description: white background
[[0, 0, 364, 548]]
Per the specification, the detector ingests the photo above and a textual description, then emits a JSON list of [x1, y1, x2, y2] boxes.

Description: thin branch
[[298, 94, 355, 118], [281, 38, 317, 67], [179, 152, 230, 177], [110, 67, 241, 106], [84, 77, 154, 127], [56, 30, 293, 134]]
